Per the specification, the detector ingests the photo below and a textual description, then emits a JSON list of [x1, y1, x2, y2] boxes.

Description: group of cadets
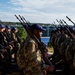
[[50, 27, 75, 75], [1, 22, 75, 75], [0, 24, 21, 75]]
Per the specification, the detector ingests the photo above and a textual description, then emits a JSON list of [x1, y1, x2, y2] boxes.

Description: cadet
[[0, 24, 7, 46], [0, 24, 12, 75], [11, 27, 21, 62], [4, 25, 13, 69], [17, 24, 54, 75], [5, 25, 13, 44]]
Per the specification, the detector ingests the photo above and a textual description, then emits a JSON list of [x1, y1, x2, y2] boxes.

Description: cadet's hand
[[47, 65, 55, 72], [42, 65, 55, 74], [42, 70, 46, 75]]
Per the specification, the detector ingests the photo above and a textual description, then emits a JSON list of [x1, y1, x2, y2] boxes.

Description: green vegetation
[[17, 27, 28, 42]]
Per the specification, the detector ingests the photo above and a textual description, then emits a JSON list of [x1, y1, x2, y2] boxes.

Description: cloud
[[0, 0, 75, 25], [9, 0, 75, 15]]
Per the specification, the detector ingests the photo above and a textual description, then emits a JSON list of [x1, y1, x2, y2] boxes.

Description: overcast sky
[[0, 0, 75, 25]]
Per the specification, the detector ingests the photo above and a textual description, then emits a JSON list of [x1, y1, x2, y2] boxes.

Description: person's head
[[5, 25, 11, 32], [30, 24, 45, 38], [0, 24, 5, 32], [11, 27, 18, 33]]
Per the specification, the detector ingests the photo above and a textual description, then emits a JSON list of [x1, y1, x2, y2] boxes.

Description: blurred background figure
[[11, 27, 21, 63]]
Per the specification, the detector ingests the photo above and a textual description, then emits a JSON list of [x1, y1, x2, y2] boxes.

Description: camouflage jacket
[[17, 36, 43, 75]]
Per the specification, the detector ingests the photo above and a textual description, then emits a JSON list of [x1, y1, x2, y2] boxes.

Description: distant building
[[42, 25, 75, 37], [42, 25, 55, 37]]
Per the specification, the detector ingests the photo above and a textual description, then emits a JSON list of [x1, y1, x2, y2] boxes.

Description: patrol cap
[[6, 25, 11, 29], [0, 24, 5, 28], [30, 24, 46, 31], [11, 27, 17, 31]]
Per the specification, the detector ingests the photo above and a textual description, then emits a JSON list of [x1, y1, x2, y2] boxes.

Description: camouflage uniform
[[17, 36, 44, 75], [65, 39, 75, 71], [11, 31, 21, 62], [11, 31, 21, 50]]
